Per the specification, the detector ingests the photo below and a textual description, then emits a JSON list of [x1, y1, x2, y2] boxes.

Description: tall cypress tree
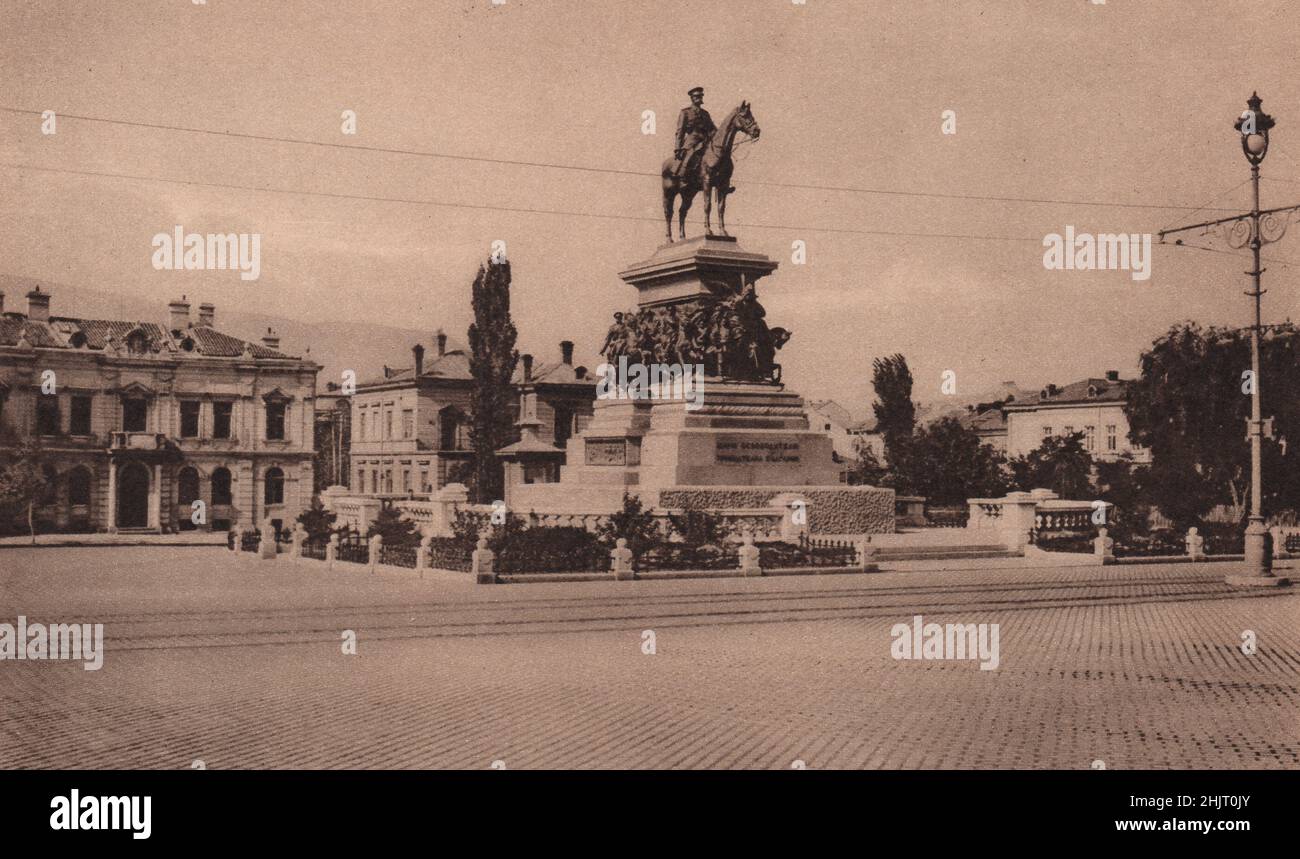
[[871, 353, 916, 470], [466, 259, 519, 503]]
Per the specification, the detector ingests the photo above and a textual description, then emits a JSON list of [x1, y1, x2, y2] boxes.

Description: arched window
[[125, 330, 150, 355], [264, 467, 285, 506], [177, 467, 200, 506], [68, 467, 92, 507], [211, 467, 233, 506]]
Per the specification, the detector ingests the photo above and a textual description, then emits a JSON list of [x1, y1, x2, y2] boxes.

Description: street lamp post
[[1235, 93, 1275, 584], [1159, 92, 1292, 588]]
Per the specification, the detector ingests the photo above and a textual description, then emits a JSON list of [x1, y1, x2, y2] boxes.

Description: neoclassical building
[[349, 333, 596, 496], [0, 288, 319, 534]]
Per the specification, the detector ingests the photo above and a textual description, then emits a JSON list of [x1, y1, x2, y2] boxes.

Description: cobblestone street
[[1, 547, 1297, 769]]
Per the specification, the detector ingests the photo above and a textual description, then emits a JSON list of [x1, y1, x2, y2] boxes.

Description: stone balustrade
[[967, 490, 1110, 552]]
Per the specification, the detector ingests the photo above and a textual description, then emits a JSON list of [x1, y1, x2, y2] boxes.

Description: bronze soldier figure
[[672, 87, 716, 182]]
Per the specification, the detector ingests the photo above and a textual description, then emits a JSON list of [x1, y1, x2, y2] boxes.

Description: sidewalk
[[0, 532, 229, 548]]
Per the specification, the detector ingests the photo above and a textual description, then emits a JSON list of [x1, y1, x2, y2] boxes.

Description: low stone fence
[[228, 523, 879, 583], [485, 534, 879, 584], [967, 489, 1110, 552]]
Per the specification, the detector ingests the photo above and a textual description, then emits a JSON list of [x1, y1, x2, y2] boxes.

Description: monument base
[[506, 379, 894, 536]]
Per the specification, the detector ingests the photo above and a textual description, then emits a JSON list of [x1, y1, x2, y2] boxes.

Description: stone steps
[[873, 545, 1021, 561]]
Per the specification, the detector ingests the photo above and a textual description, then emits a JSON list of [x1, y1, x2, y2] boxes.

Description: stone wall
[[656, 485, 894, 535]]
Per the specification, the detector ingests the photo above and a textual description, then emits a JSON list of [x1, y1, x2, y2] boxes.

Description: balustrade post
[[472, 536, 496, 584], [610, 538, 635, 581]]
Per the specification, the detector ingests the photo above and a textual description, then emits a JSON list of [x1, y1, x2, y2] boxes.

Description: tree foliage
[[596, 493, 662, 556], [1006, 432, 1093, 499], [466, 259, 519, 504], [870, 353, 916, 469], [892, 417, 1007, 504], [847, 439, 887, 486], [366, 505, 420, 547], [1125, 321, 1300, 520], [0, 429, 47, 540], [296, 495, 338, 542]]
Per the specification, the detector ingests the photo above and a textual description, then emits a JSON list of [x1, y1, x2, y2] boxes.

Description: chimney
[[435, 328, 447, 356], [413, 343, 425, 376], [26, 286, 49, 322], [1105, 370, 1119, 382], [560, 340, 574, 365], [198, 303, 215, 327], [522, 353, 533, 382], [168, 295, 191, 331], [261, 326, 280, 350], [0, 290, 5, 314]]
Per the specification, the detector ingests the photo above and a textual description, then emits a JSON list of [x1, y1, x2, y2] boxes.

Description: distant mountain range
[[0, 275, 440, 391]]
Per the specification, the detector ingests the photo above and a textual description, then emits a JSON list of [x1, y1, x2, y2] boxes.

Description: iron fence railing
[[636, 544, 739, 572], [426, 538, 473, 572], [760, 536, 859, 568], [379, 542, 418, 568], [335, 530, 369, 564]]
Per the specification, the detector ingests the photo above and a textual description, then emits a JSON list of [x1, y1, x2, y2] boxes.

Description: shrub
[[367, 505, 420, 547], [296, 496, 337, 542], [494, 525, 607, 573], [667, 509, 728, 547], [596, 493, 662, 556]]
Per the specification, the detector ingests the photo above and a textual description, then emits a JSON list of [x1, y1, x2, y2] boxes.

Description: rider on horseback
[[672, 87, 716, 183]]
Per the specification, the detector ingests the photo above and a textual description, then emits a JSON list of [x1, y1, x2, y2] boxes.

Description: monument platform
[[508, 379, 894, 535], [506, 233, 894, 536], [617, 235, 779, 307]]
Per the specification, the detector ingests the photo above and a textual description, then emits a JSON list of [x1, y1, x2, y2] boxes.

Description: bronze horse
[[661, 101, 760, 242]]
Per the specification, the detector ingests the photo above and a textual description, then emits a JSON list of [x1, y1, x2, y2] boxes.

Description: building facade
[[348, 334, 596, 497], [0, 288, 319, 534], [1003, 372, 1150, 463]]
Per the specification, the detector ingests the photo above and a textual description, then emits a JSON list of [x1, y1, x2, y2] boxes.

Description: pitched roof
[[808, 399, 855, 427], [958, 407, 1008, 433], [0, 313, 296, 360], [1005, 376, 1131, 409], [361, 349, 596, 389]]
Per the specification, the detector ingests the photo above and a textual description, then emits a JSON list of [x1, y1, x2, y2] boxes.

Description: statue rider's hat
[[687, 86, 705, 98]]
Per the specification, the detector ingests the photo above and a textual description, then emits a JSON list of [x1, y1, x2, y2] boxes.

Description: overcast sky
[[3, 0, 1300, 413]]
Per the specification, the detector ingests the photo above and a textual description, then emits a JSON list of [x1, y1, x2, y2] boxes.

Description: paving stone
[[0, 548, 1295, 769]]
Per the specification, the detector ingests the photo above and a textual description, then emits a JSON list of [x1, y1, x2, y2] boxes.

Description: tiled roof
[[959, 407, 1008, 433], [1006, 377, 1130, 409], [361, 349, 595, 389], [0, 313, 296, 360]]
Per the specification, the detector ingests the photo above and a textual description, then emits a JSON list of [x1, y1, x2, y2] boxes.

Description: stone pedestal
[[618, 235, 778, 308], [507, 235, 895, 535]]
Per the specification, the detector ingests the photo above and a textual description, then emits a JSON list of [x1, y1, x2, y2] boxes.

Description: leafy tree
[[870, 353, 916, 470], [466, 258, 519, 503], [296, 495, 337, 542], [1007, 432, 1093, 499], [366, 505, 420, 547], [0, 429, 47, 542], [847, 439, 888, 486], [893, 417, 1007, 504], [596, 493, 662, 556], [1125, 322, 1300, 520]]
